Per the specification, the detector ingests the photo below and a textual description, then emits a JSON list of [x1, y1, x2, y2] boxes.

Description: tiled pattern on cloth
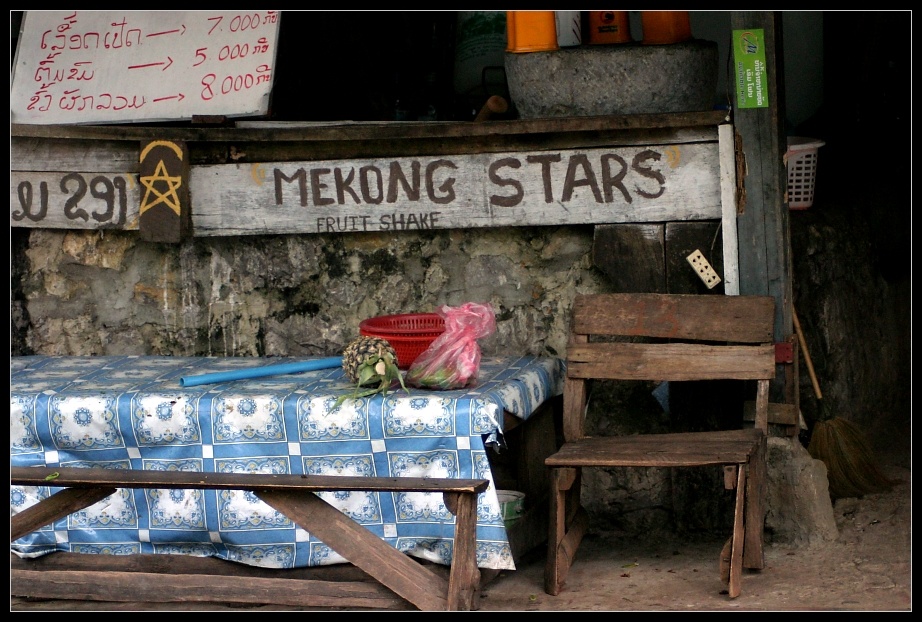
[[11, 355, 564, 571]]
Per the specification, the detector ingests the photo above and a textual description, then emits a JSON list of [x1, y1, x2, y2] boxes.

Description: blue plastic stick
[[179, 357, 343, 387]]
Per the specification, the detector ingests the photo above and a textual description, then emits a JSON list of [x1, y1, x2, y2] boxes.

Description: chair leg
[[743, 437, 767, 570], [719, 536, 732, 585], [545, 467, 587, 596], [728, 464, 747, 598]]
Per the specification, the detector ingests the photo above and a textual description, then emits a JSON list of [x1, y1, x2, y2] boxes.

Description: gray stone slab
[[505, 40, 719, 118]]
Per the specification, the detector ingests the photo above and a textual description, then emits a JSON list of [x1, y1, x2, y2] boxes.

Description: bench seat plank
[[11, 466, 487, 494]]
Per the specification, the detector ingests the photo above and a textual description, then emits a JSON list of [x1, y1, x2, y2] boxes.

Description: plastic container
[[453, 12, 507, 101], [786, 136, 825, 210], [641, 11, 692, 45], [555, 11, 583, 47], [506, 11, 559, 53], [497, 490, 525, 528], [588, 11, 632, 45], [359, 313, 446, 369]]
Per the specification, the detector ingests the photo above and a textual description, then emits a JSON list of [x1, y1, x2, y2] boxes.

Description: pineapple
[[335, 336, 408, 409]]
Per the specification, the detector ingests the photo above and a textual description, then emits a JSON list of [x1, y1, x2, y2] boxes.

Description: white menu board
[[11, 10, 280, 125]]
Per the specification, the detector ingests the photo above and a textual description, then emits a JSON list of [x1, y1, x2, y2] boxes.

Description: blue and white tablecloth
[[10, 355, 564, 571]]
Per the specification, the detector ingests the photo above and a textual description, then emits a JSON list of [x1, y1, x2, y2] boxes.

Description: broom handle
[[793, 306, 823, 400]]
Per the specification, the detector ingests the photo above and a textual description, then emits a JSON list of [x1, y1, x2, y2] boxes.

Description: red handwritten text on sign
[[11, 10, 280, 125]]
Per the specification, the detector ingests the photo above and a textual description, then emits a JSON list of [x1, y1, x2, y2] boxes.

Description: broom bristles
[[808, 417, 896, 500]]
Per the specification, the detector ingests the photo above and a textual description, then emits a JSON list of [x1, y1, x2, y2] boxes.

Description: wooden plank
[[10, 550, 381, 582], [728, 465, 746, 598], [10, 466, 489, 494], [566, 342, 775, 381], [10, 114, 730, 235], [10, 171, 141, 230], [10, 568, 408, 609], [571, 293, 775, 342], [500, 399, 560, 563], [562, 351, 588, 441], [444, 492, 480, 611], [743, 435, 767, 570], [546, 430, 764, 468], [553, 430, 762, 445], [664, 221, 724, 294], [553, 505, 588, 593], [10, 126, 719, 169], [256, 488, 449, 611], [729, 12, 793, 352], [10, 486, 116, 541], [566, 342, 776, 381], [189, 143, 722, 236], [592, 224, 666, 293], [544, 467, 578, 596], [228, 128, 715, 163], [718, 123, 740, 295], [547, 452, 755, 469], [11, 136, 140, 172], [742, 400, 798, 425], [11, 110, 730, 142], [138, 139, 190, 243], [513, 399, 560, 504]]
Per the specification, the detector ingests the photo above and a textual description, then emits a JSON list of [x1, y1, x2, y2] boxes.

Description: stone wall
[[11, 225, 602, 360]]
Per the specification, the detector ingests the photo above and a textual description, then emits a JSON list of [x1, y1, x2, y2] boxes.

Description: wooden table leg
[[444, 491, 481, 610], [258, 489, 452, 611], [11, 487, 117, 541]]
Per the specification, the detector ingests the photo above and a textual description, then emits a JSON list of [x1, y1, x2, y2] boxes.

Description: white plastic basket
[[785, 136, 825, 210]]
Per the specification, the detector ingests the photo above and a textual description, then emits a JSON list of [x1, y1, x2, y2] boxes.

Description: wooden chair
[[544, 293, 776, 599]]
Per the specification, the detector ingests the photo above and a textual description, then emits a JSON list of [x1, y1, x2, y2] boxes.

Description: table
[[11, 355, 564, 573]]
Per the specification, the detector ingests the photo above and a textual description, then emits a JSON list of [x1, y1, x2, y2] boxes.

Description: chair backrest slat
[[562, 293, 776, 441], [566, 342, 776, 381], [571, 293, 775, 343]]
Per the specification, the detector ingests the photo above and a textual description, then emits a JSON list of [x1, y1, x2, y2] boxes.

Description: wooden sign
[[189, 143, 722, 236], [11, 171, 141, 230], [138, 140, 191, 242], [10, 10, 280, 125]]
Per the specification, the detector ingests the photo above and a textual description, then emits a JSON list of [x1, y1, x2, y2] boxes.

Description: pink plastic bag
[[405, 302, 496, 390]]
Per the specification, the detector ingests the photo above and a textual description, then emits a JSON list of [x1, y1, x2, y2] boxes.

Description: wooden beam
[[10, 111, 731, 143], [729, 11, 793, 402], [138, 139, 191, 243], [718, 123, 740, 294]]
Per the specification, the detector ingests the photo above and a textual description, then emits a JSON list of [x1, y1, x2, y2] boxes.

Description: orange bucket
[[641, 11, 692, 45], [587, 11, 632, 45], [506, 11, 559, 53]]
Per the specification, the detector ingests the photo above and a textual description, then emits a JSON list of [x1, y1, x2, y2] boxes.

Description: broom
[[793, 307, 895, 500]]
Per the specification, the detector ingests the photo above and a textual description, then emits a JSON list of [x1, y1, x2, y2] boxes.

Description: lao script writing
[[11, 10, 280, 125]]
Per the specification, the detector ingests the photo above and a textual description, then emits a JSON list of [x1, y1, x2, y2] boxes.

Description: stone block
[[505, 40, 719, 118], [765, 436, 839, 545]]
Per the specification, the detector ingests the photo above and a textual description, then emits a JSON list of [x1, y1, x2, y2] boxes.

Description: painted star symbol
[[140, 160, 182, 215]]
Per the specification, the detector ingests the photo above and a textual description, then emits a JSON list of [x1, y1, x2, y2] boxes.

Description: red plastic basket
[[359, 313, 445, 369]]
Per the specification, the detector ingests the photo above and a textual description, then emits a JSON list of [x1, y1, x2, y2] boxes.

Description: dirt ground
[[476, 449, 911, 611], [11, 447, 911, 613], [475, 446, 912, 612]]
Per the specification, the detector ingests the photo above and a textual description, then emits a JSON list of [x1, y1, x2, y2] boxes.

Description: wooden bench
[[10, 466, 490, 611]]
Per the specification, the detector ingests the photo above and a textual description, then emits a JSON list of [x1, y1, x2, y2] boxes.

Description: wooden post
[[729, 11, 793, 403], [139, 139, 191, 243]]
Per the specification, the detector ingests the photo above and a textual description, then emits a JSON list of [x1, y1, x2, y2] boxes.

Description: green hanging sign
[[732, 28, 769, 109]]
